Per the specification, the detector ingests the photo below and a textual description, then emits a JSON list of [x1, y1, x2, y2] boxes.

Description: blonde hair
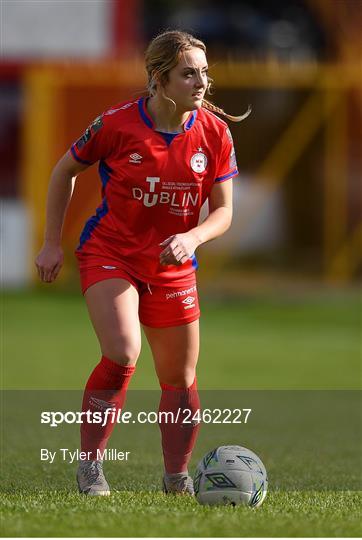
[[145, 30, 251, 123]]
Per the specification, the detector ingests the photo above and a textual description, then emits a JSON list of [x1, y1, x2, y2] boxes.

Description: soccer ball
[[193, 445, 268, 507]]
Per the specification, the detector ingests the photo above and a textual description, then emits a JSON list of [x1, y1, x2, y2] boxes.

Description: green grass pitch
[[1, 288, 361, 537]]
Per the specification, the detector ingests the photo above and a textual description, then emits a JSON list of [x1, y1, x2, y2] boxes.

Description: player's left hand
[[159, 232, 201, 266]]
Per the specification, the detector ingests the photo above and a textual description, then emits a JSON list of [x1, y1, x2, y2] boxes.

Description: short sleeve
[[214, 127, 238, 183], [70, 114, 113, 165]]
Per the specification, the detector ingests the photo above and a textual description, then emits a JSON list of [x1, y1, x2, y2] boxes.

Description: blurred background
[[1, 0, 361, 390], [1, 0, 361, 290]]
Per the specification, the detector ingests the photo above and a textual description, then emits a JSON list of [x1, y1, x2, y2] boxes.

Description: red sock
[[81, 355, 135, 460], [158, 378, 201, 474]]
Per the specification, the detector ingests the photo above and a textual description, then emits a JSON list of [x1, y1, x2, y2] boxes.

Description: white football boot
[[77, 460, 110, 496], [163, 472, 194, 495]]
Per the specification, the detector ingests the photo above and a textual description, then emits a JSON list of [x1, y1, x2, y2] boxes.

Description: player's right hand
[[35, 243, 64, 283]]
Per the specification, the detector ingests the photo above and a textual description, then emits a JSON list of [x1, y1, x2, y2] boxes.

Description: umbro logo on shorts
[[129, 152, 142, 164], [182, 296, 195, 309], [102, 265, 117, 270]]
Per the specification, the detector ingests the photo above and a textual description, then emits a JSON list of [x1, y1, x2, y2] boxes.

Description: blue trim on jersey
[[138, 97, 197, 133], [138, 97, 153, 128], [78, 198, 109, 250], [191, 254, 199, 270], [185, 110, 197, 130], [70, 144, 92, 165], [77, 161, 112, 250], [158, 131, 179, 146], [98, 159, 112, 188], [214, 168, 238, 183]]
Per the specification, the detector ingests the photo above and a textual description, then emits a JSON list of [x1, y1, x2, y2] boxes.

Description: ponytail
[[202, 99, 251, 122]]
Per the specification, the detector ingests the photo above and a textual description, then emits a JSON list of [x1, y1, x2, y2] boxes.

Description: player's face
[[164, 47, 208, 112]]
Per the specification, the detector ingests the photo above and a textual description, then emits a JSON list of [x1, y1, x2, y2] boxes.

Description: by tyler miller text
[[40, 448, 131, 464]]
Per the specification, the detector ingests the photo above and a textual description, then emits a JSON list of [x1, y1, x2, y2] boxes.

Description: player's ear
[[153, 70, 169, 90], [149, 78, 156, 95]]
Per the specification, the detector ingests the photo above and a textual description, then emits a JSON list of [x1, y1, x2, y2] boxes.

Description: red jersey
[[70, 97, 238, 286]]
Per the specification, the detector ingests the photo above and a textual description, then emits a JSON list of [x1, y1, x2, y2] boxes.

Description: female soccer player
[[35, 30, 249, 496]]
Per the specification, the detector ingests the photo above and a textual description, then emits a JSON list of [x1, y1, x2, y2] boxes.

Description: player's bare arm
[[35, 151, 89, 282], [159, 180, 232, 266]]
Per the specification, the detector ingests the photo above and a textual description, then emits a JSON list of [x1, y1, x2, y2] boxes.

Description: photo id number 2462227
[[181, 408, 252, 424]]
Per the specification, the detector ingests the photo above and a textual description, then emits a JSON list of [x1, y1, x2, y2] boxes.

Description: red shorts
[[78, 262, 200, 328]]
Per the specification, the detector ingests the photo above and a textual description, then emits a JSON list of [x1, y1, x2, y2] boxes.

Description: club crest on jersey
[[190, 152, 207, 174]]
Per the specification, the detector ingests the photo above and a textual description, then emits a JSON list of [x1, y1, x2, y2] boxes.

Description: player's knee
[[162, 369, 196, 389], [102, 340, 140, 366]]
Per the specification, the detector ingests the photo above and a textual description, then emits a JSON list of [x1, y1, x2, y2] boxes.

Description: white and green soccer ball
[[193, 445, 268, 507]]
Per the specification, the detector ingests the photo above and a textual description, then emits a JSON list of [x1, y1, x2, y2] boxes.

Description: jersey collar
[[138, 97, 197, 132]]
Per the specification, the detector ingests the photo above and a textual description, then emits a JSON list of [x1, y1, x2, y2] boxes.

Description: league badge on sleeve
[[90, 115, 103, 133], [230, 146, 237, 169], [226, 128, 237, 169], [76, 127, 91, 150], [76, 115, 104, 150]]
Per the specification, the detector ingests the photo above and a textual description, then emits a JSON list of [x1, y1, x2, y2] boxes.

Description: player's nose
[[194, 77, 205, 90], [194, 70, 205, 88]]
